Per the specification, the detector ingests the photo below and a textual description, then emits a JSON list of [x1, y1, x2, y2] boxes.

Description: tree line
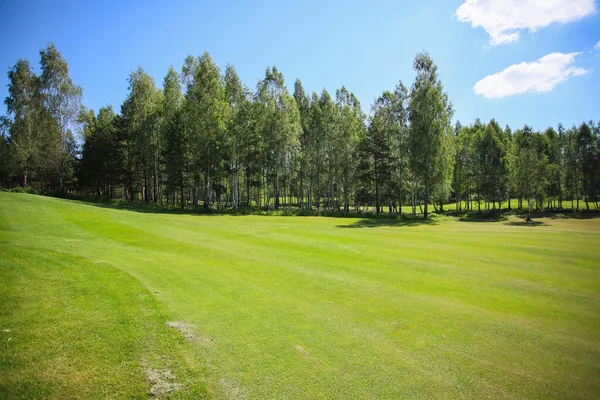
[[1, 44, 599, 218]]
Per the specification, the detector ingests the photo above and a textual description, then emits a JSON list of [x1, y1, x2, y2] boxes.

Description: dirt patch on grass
[[166, 321, 198, 341], [166, 321, 213, 344], [146, 368, 183, 397], [296, 345, 309, 357], [219, 377, 246, 399]]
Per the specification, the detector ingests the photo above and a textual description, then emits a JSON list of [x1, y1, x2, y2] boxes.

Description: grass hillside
[[1, 192, 599, 399]]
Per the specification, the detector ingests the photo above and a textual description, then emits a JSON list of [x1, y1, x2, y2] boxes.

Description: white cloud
[[595, 40, 600, 50], [474, 52, 589, 99], [456, 0, 596, 45]]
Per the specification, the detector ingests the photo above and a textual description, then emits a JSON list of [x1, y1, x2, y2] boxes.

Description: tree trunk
[[144, 170, 150, 204], [246, 168, 251, 208], [180, 171, 185, 210], [193, 176, 199, 208], [299, 165, 304, 209], [423, 187, 429, 220], [344, 182, 349, 213], [274, 172, 280, 210], [153, 157, 159, 203], [204, 173, 211, 210], [374, 164, 380, 215], [559, 196, 562, 210], [232, 166, 239, 210]]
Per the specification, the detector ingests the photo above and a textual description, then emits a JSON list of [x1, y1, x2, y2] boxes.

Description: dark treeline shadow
[[62, 196, 404, 219], [454, 209, 600, 224], [451, 212, 508, 223], [336, 218, 439, 229], [504, 220, 549, 227], [547, 212, 600, 220], [59, 195, 600, 224]]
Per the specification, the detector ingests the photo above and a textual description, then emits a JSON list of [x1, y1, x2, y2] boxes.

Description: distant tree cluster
[[1, 44, 82, 194], [454, 120, 600, 214], [2, 45, 599, 218]]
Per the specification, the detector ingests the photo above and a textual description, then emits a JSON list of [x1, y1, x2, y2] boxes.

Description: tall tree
[[389, 82, 409, 212], [577, 122, 599, 209], [224, 64, 250, 210], [315, 89, 338, 210], [39, 43, 83, 193], [78, 106, 123, 197], [293, 79, 310, 209], [362, 92, 395, 214], [4, 60, 39, 188], [474, 119, 509, 210], [187, 51, 229, 209], [453, 124, 476, 211], [120, 67, 161, 203], [407, 52, 454, 219], [514, 126, 547, 217], [0, 116, 10, 187], [256, 66, 300, 209], [336, 87, 365, 212], [563, 125, 582, 210], [544, 126, 563, 209], [162, 66, 186, 208]]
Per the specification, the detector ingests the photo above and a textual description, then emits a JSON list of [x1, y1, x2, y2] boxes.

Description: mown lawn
[[1, 192, 599, 399]]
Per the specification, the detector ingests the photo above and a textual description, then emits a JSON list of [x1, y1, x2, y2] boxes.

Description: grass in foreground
[[1, 192, 599, 399]]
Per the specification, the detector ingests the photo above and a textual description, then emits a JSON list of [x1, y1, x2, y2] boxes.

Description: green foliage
[[183, 52, 229, 209], [3, 51, 70, 192], [361, 92, 395, 213], [514, 125, 548, 213], [162, 66, 186, 208], [2, 48, 599, 214], [336, 87, 365, 211], [474, 119, 510, 205], [78, 106, 123, 197], [39, 43, 83, 193], [224, 64, 251, 210], [256, 66, 301, 209], [408, 52, 454, 218], [120, 67, 162, 203]]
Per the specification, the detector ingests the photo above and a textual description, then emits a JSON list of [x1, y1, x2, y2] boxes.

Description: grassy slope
[[1, 192, 599, 399]]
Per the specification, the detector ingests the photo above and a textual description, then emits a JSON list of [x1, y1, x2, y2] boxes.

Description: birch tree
[[408, 52, 454, 219]]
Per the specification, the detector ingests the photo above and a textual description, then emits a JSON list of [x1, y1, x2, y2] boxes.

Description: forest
[[1, 44, 599, 219]]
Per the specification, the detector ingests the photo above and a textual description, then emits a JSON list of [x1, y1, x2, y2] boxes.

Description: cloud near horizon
[[456, 0, 596, 45], [474, 52, 589, 99], [595, 40, 600, 50]]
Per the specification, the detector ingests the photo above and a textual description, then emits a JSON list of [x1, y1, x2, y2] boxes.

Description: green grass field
[[1, 192, 599, 399]]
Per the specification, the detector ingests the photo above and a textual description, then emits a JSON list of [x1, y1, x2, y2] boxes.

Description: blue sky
[[1, 0, 599, 131]]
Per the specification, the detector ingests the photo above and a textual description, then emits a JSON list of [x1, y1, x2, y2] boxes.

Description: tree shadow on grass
[[64, 198, 246, 217], [64, 197, 441, 222], [59, 196, 600, 223], [453, 212, 508, 223], [336, 218, 438, 229], [503, 210, 600, 227], [547, 212, 600, 220], [504, 220, 549, 227]]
